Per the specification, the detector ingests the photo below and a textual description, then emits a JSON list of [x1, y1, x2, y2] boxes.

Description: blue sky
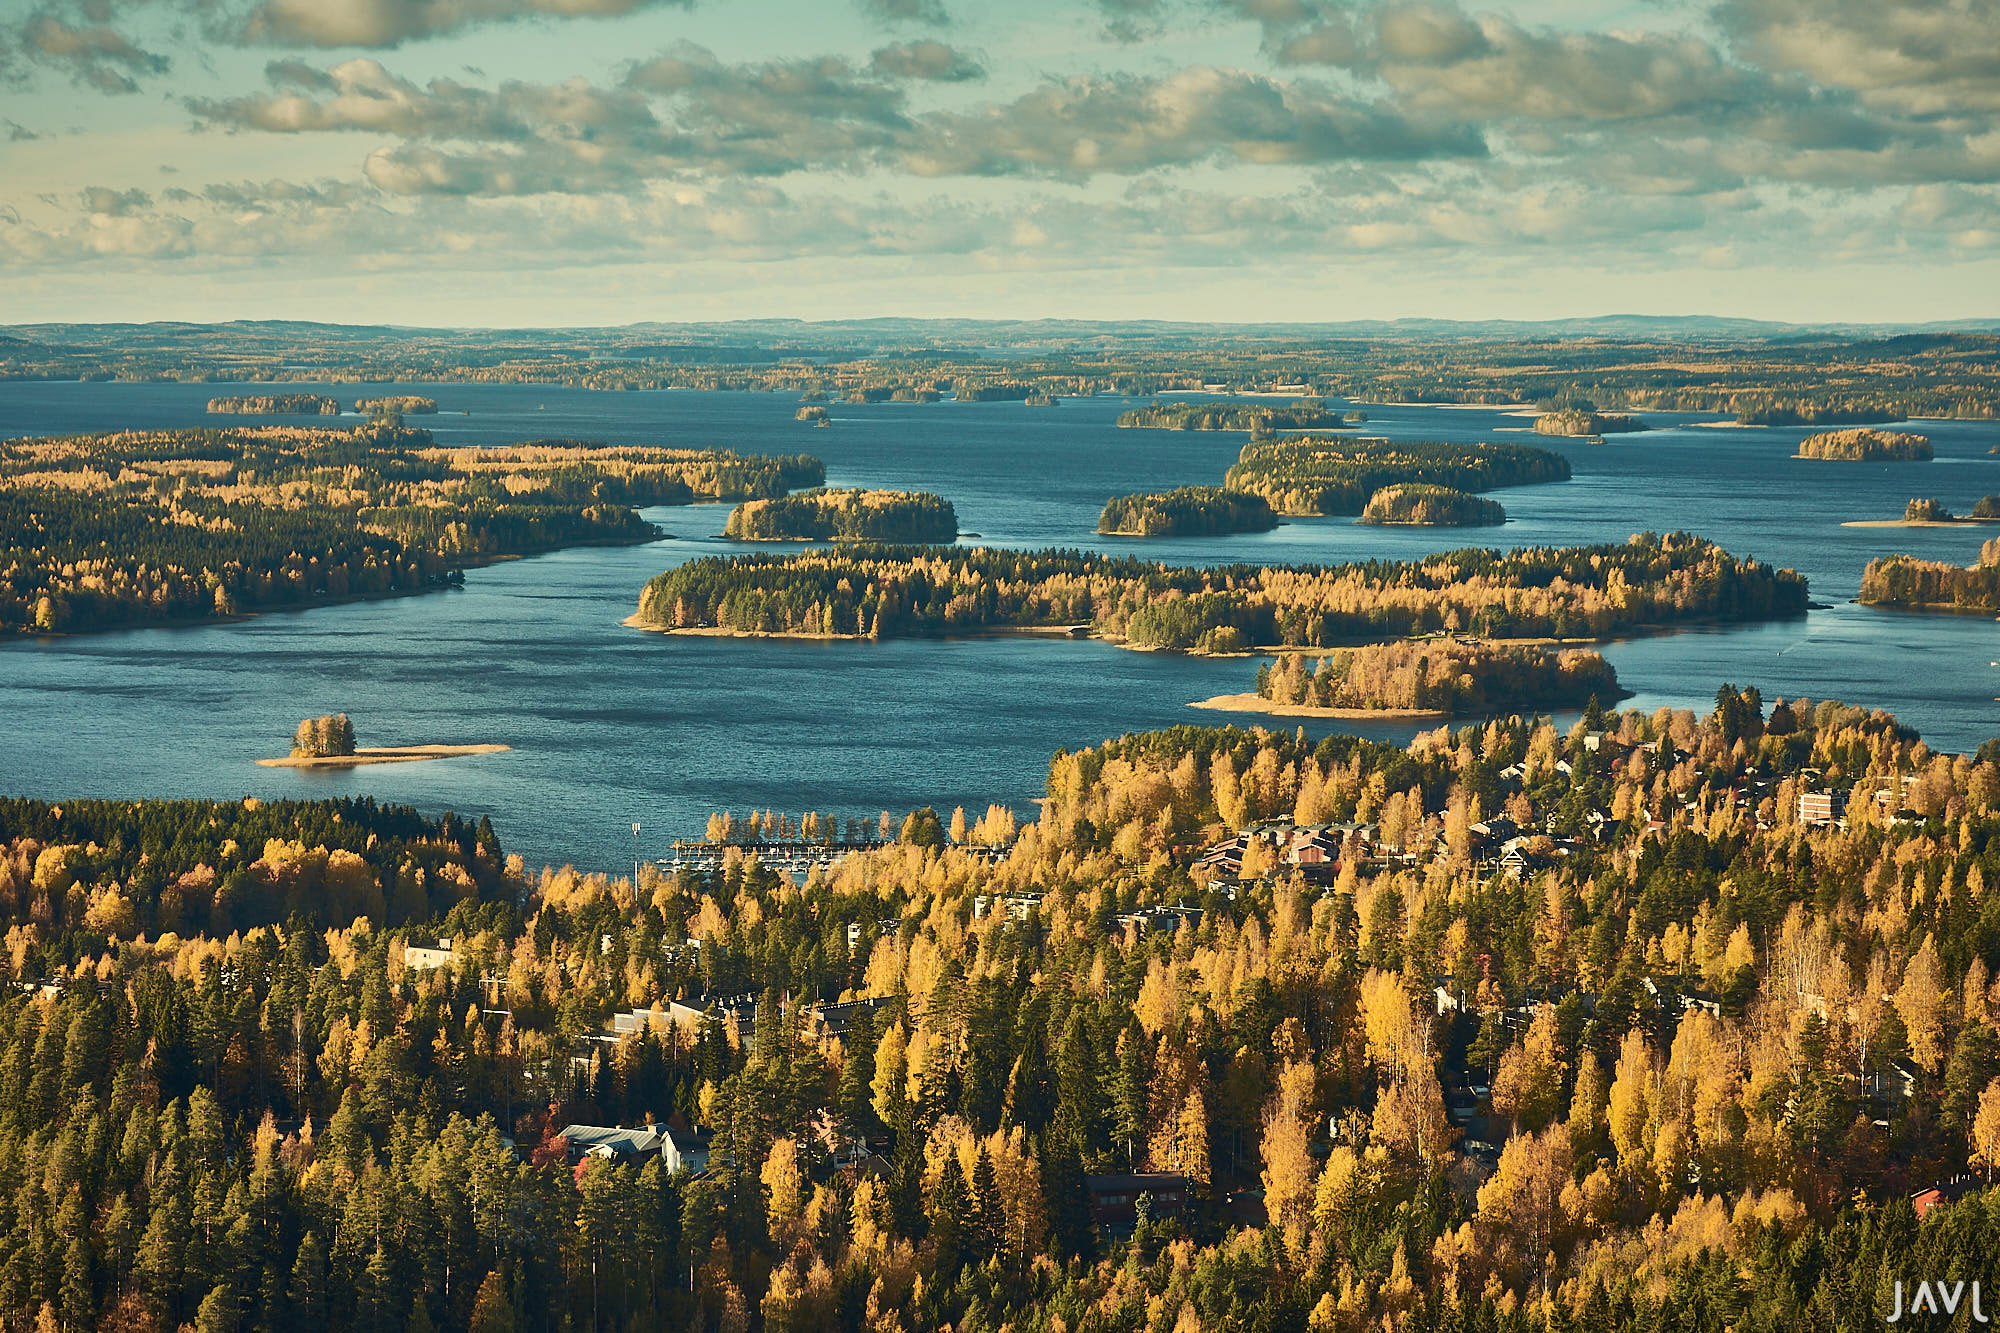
[[1, 0, 1995, 325]]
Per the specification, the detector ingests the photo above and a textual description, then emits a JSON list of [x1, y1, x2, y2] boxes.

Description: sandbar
[[1191, 693, 1448, 720], [1842, 518, 2000, 528], [259, 744, 509, 768]]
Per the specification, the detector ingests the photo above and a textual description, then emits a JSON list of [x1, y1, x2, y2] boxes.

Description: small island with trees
[[261, 713, 508, 768], [723, 489, 958, 543], [1358, 484, 1506, 527], [207, 394, 340, 416], [1842, 496, 2000, 528], [1859, 539, 2000, 612], [354, 395, 438, 415], [1224, 437, 1570, 516], [1195, 639, 1622, 718], [795, 405, 830, 427], [1117, 399, 1353, 432], [1533, 409, 1647, 436], [1797, 428, 1933, 461], [1097, 487, 1277, 537]]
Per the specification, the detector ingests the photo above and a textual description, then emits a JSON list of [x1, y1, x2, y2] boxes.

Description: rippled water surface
[[2, 381, 1995, 869]]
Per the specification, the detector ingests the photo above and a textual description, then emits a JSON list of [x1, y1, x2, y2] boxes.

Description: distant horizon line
[[8, 312, 2000, 336]]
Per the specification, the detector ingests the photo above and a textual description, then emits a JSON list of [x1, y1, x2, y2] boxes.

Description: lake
[[2, 381, 1995, 870]]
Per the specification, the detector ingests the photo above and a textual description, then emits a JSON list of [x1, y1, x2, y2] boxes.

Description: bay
[[1, 381, 1995, 870]]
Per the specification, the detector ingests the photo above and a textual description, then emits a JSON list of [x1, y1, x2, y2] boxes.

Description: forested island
[[1223, 437, 1571, 515], [353, 395, 437, 415], [1860, 540, 2000, 611], [795, 405, 830, 426], [1533, 409, 1647, 436], [1, 686, 1999, 1330], [1097, 487, 1277, 537], [0, 422, 822, 633], [1797, 428, 1934, 461], [635, 533, 1806, 649], [1357, 483, 1506, 526], [1243, 639, 1620, 715], [1117, 399, 1355, 432], [206, 394, 339, 415], [723, 488, 958, 543]]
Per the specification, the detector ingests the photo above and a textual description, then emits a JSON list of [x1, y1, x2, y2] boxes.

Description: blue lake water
[[2, 381, 1996, 870]]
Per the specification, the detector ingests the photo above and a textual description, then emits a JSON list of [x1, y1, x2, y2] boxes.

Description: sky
[[0, 0, 1996, 326]]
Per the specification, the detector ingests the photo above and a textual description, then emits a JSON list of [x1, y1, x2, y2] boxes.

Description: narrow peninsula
[[1198, 640, 1623, 718]]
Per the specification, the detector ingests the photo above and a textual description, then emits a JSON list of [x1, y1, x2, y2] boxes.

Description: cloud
[[899, 66, 1486, 177], [6, 121, 41, 142], [14, 12, 168, 94], [857, 0, 949, 27], [80, 186, 152, 216], [236, 0, 695, 49], [869, 40, 982, 82], [1717, 0, 2000, 117]]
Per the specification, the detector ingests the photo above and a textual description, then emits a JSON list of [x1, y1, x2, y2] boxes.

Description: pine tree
[[929, 1153, 970, 1280], [970, 1147, 1003, 1259], [285, 1231, 327, 1333], [468, 1270, 515, 1333]]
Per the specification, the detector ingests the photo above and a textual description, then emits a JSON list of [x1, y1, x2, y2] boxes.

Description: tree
[[928, 1152, 971, 1279], [1973, 1078, 2000, 1182], [468, 1271, 515, 1333], [1897, 936, 1945, 1075], [1261, 1060, 1317, 1243]]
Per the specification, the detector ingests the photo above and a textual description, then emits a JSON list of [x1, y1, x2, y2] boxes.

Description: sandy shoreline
[[259, 744, 510, 769], [1842, 518, 2000, 528], [623, 616, 1093, 641], [1191, 694, 1449, 720]]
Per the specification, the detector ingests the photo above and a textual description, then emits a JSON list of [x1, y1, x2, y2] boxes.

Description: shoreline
[[623, 616, 1094, 642], [1191, 694, 1449, 720], [1842, 518, 2000, 528], [258, 744, 510, 769]]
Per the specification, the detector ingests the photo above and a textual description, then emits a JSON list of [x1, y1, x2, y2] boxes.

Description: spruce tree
[[929, 1153, 970, 1280]]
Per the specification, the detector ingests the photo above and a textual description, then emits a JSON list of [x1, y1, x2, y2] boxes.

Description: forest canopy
[[0, 685, 1998, 1330]]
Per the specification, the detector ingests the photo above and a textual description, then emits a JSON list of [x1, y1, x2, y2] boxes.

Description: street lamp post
[[632, 821, 642, 885]]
